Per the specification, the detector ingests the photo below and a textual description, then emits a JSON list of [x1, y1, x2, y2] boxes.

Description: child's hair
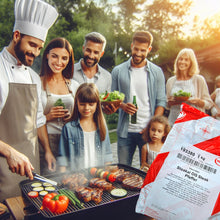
[[71, 83, 106, 141], [142, 115, 171, 143]]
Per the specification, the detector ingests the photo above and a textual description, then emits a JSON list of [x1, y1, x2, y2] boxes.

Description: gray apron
[[0, 82, 39, 201]]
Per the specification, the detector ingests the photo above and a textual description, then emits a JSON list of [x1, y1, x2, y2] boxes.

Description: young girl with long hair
[[140, 115, 171, 172], [57, 83, 113, 172]]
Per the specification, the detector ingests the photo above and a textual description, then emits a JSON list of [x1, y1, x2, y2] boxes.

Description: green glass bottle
[[131, 95, 137, 124]]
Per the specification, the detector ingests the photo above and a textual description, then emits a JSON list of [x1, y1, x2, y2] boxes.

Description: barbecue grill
[[19, 164, 148, 220]]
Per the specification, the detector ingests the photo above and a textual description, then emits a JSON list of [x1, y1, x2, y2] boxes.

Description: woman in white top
[[40, 37, 79, 174], [211, 75, 220, 120], [166, 48, 213, 126]]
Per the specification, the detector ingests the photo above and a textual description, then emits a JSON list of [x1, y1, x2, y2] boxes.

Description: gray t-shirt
[[73, 59, 112, 93]]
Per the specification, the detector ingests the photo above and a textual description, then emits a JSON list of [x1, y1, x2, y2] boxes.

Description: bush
[[105, 112, 118, 124], [104, 112, 118, 130]]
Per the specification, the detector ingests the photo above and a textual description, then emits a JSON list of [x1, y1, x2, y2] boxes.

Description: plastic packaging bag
[[136, 103, 220, 220]]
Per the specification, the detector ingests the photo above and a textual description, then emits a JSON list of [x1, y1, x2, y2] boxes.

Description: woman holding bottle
[[39, 37, 79, 174]]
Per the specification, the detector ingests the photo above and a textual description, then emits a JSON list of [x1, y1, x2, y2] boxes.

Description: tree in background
[[0, 0, 219, 73], [0, 0, 15, 48]]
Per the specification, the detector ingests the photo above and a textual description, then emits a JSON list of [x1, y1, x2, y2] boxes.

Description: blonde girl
[[141, 116, 171, 172], [57, 83, 113, 172]]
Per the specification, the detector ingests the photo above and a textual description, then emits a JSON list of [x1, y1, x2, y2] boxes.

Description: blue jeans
[[117, 132, 145, 166]]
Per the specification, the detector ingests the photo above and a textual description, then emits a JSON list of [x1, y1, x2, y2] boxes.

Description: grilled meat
[[75, 186, 93, 202], [122, 174, 144, 191], [89, 178, 113, 191], [108, 168, 134, 183], [62, 173, 88, 190], [75, 186, 103, 204], [115, 171, 133, 183], [91, 188, 103, 204]]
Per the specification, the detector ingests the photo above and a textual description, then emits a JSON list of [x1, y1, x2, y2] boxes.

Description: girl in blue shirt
[[58, 83, 113, 172]]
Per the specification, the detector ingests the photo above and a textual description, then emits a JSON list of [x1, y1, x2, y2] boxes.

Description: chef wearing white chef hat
[[13, 0, 58, 42], [0, 0, 58, 201]]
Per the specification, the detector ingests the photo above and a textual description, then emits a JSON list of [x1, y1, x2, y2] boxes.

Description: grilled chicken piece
[[122, 174, 144, 191], [62, 173, 88, 190], [91, 188, 103, 204], [89, 178, 113, 191], [75, 186, 103, 204]]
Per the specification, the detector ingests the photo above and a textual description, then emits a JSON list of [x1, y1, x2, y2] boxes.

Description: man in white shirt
[[111, 31, 166, 166], [0, 0, 58, 201], [73, 32, 112, 93]]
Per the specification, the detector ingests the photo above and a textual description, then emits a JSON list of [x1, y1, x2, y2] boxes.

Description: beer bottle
[[131, 95, 137, 124]]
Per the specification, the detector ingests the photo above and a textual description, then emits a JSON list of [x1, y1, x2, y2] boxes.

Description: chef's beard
[[14, 40, 35, 66], [83, 55, 98, 67]]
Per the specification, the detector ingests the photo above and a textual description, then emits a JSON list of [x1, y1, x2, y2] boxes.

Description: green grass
[[105, 113, 118, 143], [109, 131, 117, 144], [107, 123, 117, 130]]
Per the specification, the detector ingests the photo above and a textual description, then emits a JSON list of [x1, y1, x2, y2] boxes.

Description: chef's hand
[[45, 151, 56, 172], [6, 147, 34, 180], [46, 106, 69, 121]]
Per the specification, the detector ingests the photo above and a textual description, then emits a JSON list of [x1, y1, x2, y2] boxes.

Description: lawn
[[105, 112, 118, 144], [109, 131, 117, 144]]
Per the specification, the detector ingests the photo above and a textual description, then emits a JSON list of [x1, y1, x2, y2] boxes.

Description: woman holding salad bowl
[[166, 48, 213, 126]]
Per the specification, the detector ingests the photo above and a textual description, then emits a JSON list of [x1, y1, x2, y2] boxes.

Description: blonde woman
[[166, 48, 213, 125]]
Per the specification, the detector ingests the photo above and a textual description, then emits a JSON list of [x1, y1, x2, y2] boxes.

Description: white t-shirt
[[83, 131, 96, 168], [128, 66, 151, 133]]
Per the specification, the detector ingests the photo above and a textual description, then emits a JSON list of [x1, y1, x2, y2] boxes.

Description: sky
[[94, 0, 220, 20], [93, 0, 220, 36], [190, 0, 220, 19]]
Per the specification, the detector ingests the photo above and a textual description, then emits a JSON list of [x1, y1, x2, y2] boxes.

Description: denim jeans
[[117, 132, 145, 166]]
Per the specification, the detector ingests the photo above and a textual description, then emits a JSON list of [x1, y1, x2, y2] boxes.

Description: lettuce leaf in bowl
[[100, 91, 125, 102]]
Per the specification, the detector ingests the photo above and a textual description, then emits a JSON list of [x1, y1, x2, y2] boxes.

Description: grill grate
[[20, 164, 146, 219]]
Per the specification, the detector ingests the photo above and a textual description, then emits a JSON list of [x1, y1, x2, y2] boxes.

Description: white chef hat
[[13, 0, 58, 42]]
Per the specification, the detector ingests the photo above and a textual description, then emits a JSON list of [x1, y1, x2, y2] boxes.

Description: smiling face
[[131, 40, 151, 67], [149, 121, 165, 142], [47, 48, 70, 74], [77, 101, 97, 119], [177, 53, 191, 74], [14, 34, 44, 66], [82, 40, 104, 68]]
